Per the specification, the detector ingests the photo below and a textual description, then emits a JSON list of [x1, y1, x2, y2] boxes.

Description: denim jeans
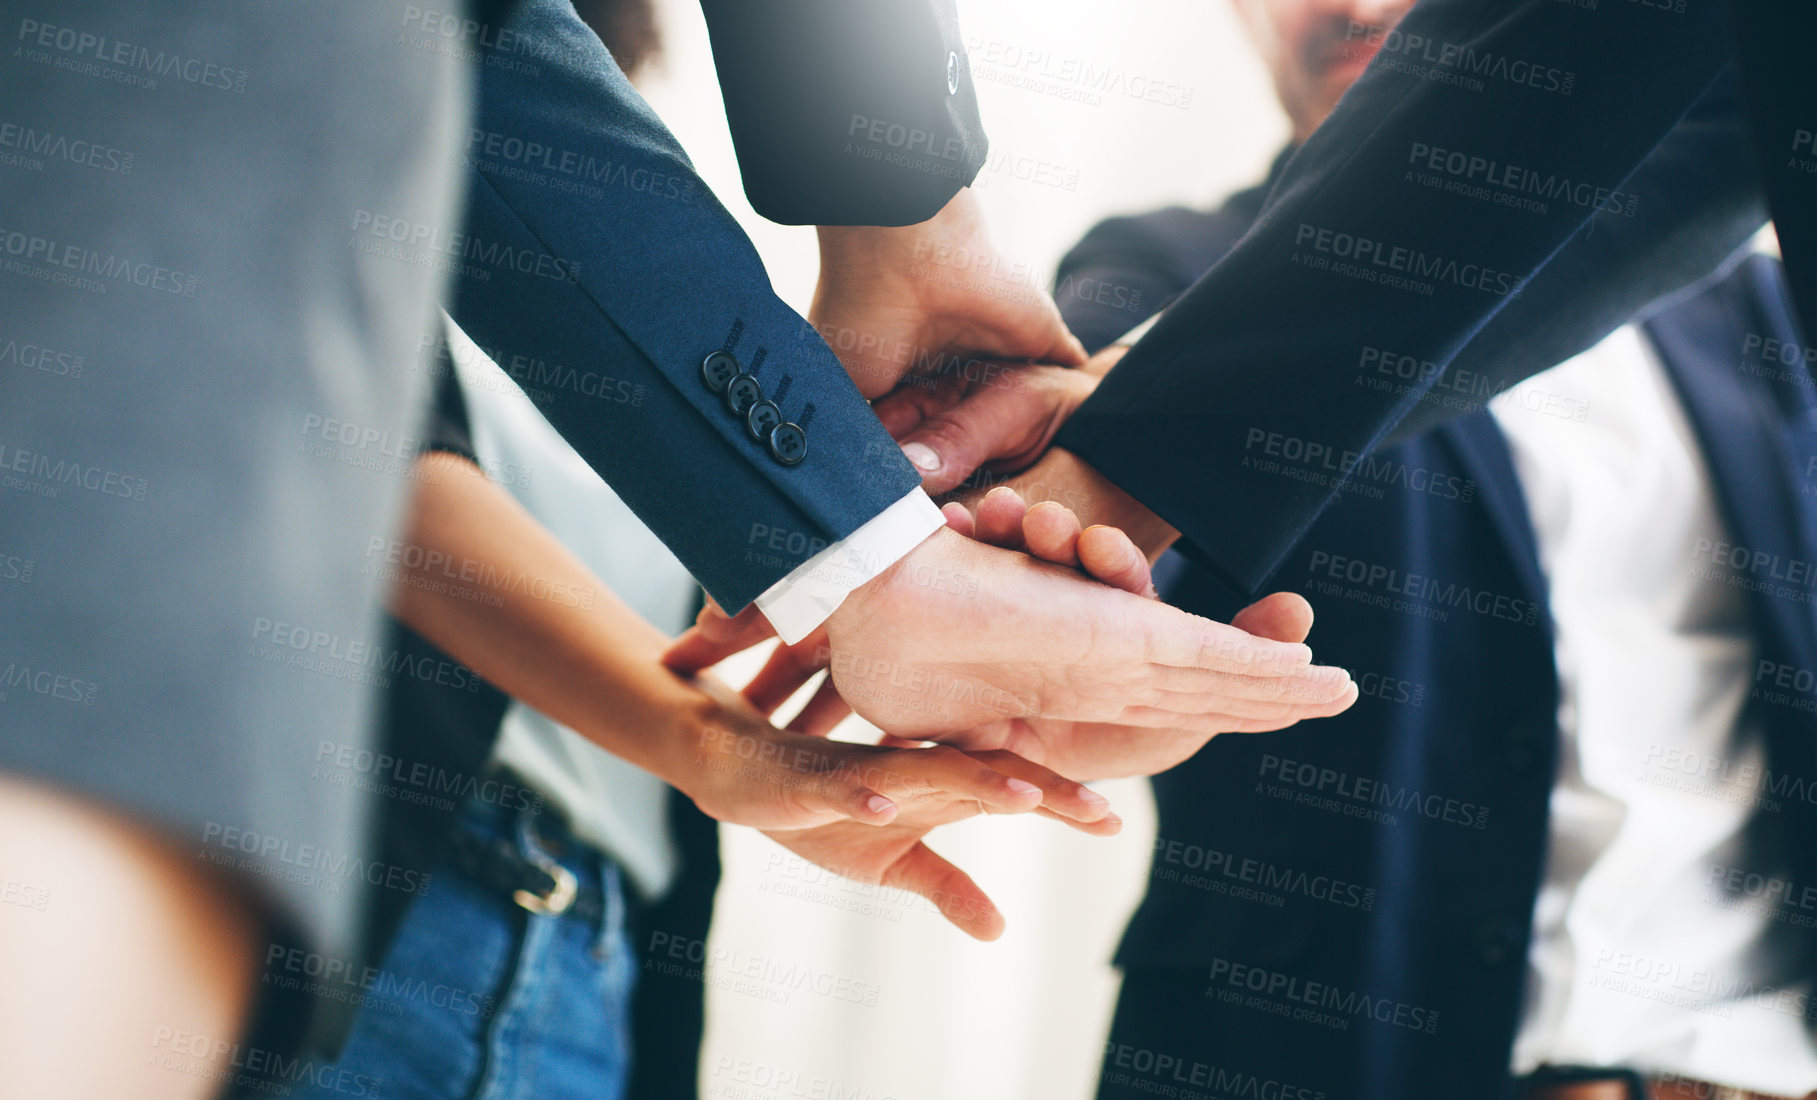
[[283, 796, 641, 1100]]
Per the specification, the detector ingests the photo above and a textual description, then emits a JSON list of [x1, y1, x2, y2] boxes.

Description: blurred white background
[[632, 2, 1291, 1097]]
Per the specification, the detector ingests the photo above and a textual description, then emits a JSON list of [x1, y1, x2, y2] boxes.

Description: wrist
[[562, 656, 721, 803], [830, 524, 951, 638], [657, 677, 862, 827], [647, 675, 747, 815], [815, 189, 981, 273]]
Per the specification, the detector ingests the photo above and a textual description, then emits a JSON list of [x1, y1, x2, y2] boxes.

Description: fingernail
[[866, 794, 896, 815], [903, 442, 941, 473], [1076, 786, 1109, 808], [1104, 813, 1123, 829], [1005, 778, 1042, 798]]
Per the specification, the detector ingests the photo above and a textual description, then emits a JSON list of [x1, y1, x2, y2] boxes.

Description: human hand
[[712, 489, 1346, 778], [724, 491, 1155, 738], [670, 674, 1118, 939], [940, 488, 1328, 777], [671, 671, 1100, 828], [811, 189, 1086, 399], [664, 522, 1354, 764], [756, 743, 1119, 940], [874, 344, 1126, 494]]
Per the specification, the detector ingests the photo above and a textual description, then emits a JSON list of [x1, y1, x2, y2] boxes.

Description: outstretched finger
[[883, 842, 1005, 941], [962, 750, 1122, 835], [1033, 805, 1124, 837], [866, 745, 1047, 816], [788, 766, 900, 827], [940, 501, 976, 539], [1137, 604, 1320, 678], [1113, 680, 1361, 732], [1021, 501, 1082, 570], [1077, 525, 1154, 597], [973, 486, 1029, 551]]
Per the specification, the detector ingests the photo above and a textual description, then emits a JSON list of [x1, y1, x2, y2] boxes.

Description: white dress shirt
[[1494, 320, 1817, 1093], [450, 321, 697, 899]]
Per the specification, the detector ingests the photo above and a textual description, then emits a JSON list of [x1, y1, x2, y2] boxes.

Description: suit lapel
[[1438, 413, 1550, 617]]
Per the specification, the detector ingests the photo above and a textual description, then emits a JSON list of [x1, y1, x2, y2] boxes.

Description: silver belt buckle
[[512, 852, 578, 916]]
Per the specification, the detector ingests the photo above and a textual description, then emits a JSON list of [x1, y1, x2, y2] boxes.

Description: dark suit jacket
[[1060, 190, 1817, 1097], [1056, 0, 1816, 606], [699, 0, 987, 227]]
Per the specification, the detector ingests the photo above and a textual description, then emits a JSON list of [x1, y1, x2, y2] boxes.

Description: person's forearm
[[390, 452, 712, 792], [1055, 0, 1730, 598]]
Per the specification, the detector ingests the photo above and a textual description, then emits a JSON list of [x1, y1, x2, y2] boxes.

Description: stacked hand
[[680, 279, 1350, 763], [667, 523, 1352, 775], [874, 346, 1127, 494], [672, 187, 1352, 935], [811, 188, 1086, 399], [922, 489, 1333, 778], [675, 671, 1117, 940], [811, 187, 1165, 548], [670, 489, 1349, 781], [393, 449, 1119, 942]]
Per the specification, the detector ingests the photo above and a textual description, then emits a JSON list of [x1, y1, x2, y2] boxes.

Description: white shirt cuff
[[755, 489, 946, 645], [1114, 311, 1163, 347]]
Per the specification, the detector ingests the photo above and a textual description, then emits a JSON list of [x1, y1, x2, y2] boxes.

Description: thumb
[[1051, 326, 1089, 369], [793, 764, 898, 827], [1007, 291, 1087, 368], [1027, 305, 1088, 368], [898, 414, 993, 495], [1231, 591, 1315, 645], [1076, 525, 1155, 597], [897, 379, 1061, 495]]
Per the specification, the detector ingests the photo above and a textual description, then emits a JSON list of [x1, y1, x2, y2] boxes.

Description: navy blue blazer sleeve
[[445, 0, 922, 613], [1382, 68, 1762, 445], [1054, 0, 1748, 598], [699, 0, 988, 226]]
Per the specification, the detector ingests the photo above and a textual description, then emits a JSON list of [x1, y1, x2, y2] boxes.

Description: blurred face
[[1231, 0, 1413, 142]]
